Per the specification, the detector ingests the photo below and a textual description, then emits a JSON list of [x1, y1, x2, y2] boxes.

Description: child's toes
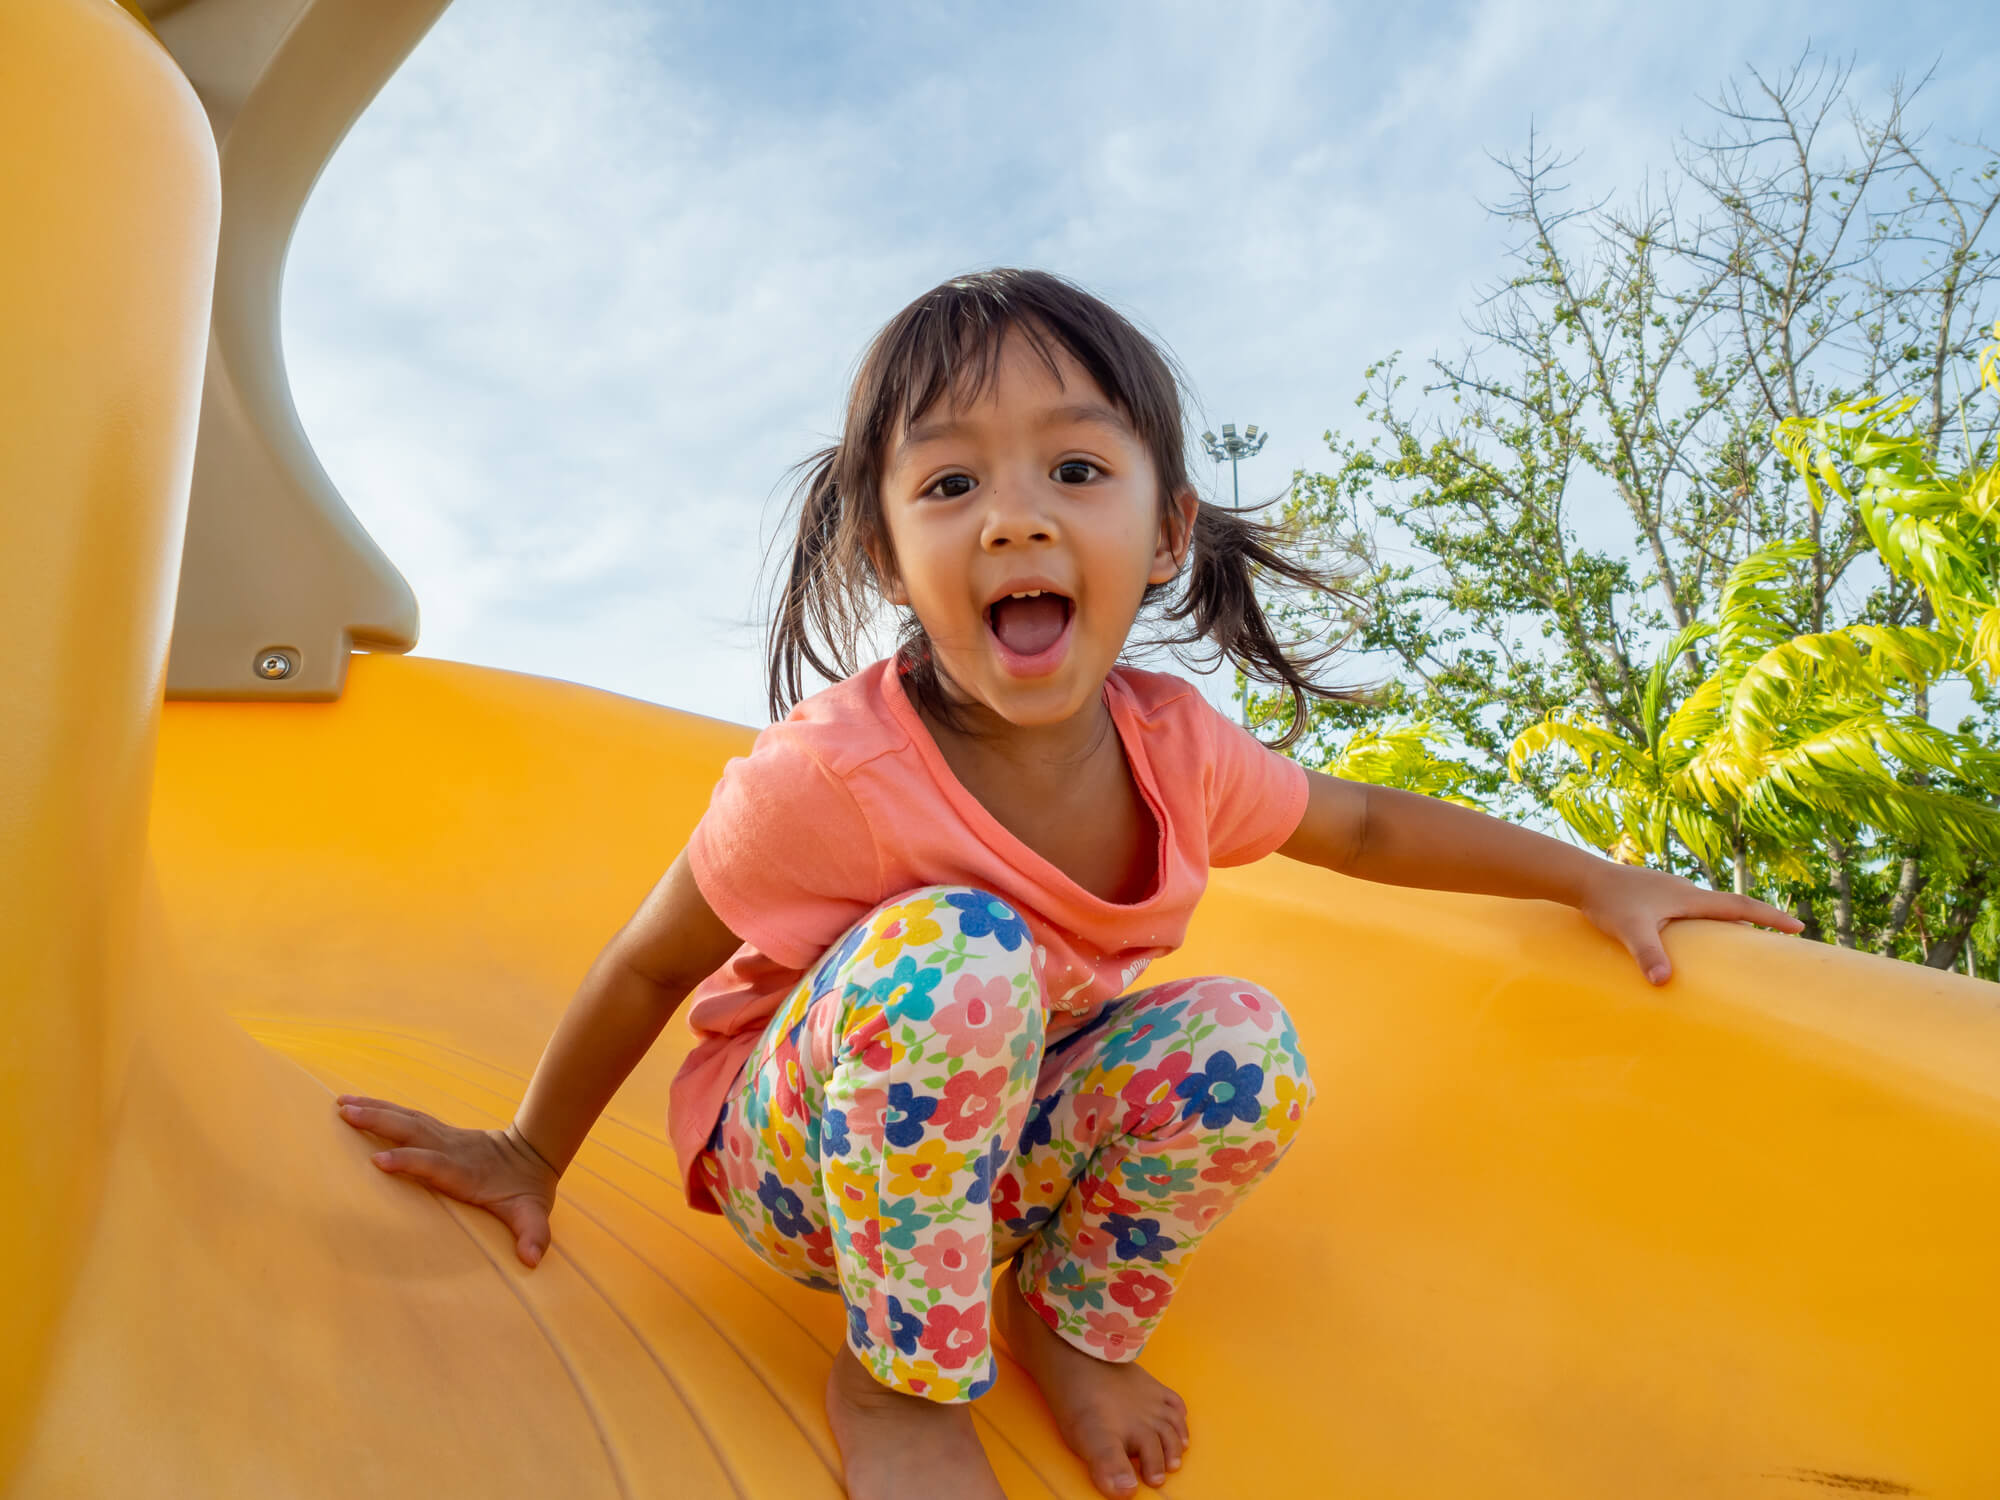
[[1131, 1428, 1168, 1487], [1080, 1431, 1139, 1496], [1155, 1416, 1184, 1470]]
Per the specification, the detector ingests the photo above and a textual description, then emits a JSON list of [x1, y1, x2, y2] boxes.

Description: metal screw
[[256, 650, 296, 681]]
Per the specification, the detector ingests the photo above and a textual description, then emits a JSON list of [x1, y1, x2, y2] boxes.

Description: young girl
[[335, 269, 1801, 1499]]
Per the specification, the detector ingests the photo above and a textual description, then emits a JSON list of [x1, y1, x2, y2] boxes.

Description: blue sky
[[284, 0, 2000, 728]]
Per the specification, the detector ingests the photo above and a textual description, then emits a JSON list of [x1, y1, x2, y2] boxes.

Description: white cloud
[[284, 0, 1999, 727]]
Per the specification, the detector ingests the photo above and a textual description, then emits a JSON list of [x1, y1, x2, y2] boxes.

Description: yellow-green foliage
[[1509, 325, 2000, 892], [1508, 540, 2000, 888], [1775, 320, 2000, 677], [1319, 721, 1485, 810]]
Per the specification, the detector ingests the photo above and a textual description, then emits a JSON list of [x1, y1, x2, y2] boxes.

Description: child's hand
[[1577, 863, 1806, 986], [335, 1094, 560, 1267]]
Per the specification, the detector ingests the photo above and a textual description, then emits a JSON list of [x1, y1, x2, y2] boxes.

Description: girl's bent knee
[[926, 886, 1036, 962], [1188, 978, 1314, 1104], [869, 887, 1036, 978], [836, 886, 1043, 1052]]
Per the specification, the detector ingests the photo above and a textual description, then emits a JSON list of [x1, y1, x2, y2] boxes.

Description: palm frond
[[1727, 626, 1958, 758], [1642, 620, 1715, 754], [1547, 781, 1624, 849], [1328, 721, 1485, 809], [1714, 540, 1814, 681], [1508, 713, 1652, 783]]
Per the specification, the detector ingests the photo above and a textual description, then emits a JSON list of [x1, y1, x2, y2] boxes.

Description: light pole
[[1200, 423, 1267, 508], [1199, 423, 1269, 728]]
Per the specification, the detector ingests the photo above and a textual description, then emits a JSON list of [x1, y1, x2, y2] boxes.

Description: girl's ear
[[866, 539, 910, 606], [1148, 486, 1199, 585]]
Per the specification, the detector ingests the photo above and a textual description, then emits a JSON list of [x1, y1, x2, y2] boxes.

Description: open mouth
[[985, 589, 1074, 665]]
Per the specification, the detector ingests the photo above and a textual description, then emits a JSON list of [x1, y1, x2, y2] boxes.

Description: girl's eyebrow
[[894, 401, 1129, 462], [1039, 401, 1128, 435]]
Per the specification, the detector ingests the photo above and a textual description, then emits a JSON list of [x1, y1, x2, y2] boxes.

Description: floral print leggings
[[693, 885, 1314, 1404]]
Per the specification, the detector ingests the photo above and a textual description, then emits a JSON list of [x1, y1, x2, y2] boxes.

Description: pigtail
[[1155, 498, 1367, 750], [767, 447, 865, 722]]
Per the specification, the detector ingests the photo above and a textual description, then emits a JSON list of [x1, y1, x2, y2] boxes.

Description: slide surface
[[13, 654, 2000, 1498]]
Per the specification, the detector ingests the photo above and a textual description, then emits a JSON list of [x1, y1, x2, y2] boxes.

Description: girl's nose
[[983, 520, 1054, 548], [979, 483, 1058, 549]]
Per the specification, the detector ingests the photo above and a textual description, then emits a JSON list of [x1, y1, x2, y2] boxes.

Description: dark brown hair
[[765, 267, 1363, 748]]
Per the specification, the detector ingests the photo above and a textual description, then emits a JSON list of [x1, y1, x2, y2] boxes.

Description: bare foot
[[823, 1343, 1006, 1500], [993, 1267, 1189, 1496]]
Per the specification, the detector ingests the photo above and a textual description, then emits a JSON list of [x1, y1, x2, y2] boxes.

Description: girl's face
[[875, 331, 1195, 732]]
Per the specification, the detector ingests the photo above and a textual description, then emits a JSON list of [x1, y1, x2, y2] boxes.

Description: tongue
[[990, 595, 1067, 656]]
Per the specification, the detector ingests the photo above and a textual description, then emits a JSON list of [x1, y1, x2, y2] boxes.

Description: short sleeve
[[1203, 702, 1310, 867], [686, 726, 884, 970]]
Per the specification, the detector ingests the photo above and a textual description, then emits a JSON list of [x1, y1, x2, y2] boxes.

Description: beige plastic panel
[[151, 0, 447, 701]]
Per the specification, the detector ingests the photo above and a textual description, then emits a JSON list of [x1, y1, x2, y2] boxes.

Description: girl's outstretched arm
[[336, 849, 743, 1264], [508, 849, 743, 1175], [1275, 770, 1804, 986]]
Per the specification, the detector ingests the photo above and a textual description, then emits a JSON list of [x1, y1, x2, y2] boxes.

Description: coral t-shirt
[[666, 658, 1309, 1212]]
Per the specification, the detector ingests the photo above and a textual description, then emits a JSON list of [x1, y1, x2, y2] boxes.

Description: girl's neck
[[911, 666, 1161, 905], [916, 674, 1118, 778]]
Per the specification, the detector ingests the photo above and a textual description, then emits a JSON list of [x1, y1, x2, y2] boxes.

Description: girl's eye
[[927, 474, 975, 499], [1054, 460, 1101, 485]]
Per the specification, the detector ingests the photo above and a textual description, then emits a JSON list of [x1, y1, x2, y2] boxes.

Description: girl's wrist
[[505, 1119, 564, 1180], [1567, 852, 1630, 911], [1573, 856, 1672, 920]]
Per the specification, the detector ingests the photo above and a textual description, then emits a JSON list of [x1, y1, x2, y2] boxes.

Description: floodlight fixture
[[1200, 422, 1270, 507]]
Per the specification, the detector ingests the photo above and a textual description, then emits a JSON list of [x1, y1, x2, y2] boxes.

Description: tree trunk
[[1925, 913, 1975, 971], [1826, 838, 1857, 948], [1924, 873, 1989, 971], [1874, 857, 1925, 953], [1792, 893, 1824, 944]]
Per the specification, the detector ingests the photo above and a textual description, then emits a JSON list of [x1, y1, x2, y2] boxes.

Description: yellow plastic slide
[[7, 2, 2000, 1496]]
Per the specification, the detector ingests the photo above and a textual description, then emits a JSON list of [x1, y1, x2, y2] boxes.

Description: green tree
[[1251, 57, 2000, 970], [1507, 539, 2000, 900], [1776, 322, 2000, 672], [1744, 320, 2000, 962], [1318, 721, 1485, 810]]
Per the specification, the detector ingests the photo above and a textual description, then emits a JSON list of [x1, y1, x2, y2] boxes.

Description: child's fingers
[[1681, 888, 1802, 931], [1626, 922, 1672, 986], [371, 1146, 472, 1198], [487, 1197, 553, 1268], [337, 1098, 444, 1147], [335, 1094, 432, 1123], [370, 1141, 554, 1267], [1726, 892, 1805, 931]]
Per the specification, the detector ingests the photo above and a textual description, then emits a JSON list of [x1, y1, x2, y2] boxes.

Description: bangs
[[882, 304, 1075, 438], [847, 271, 1186, 476]]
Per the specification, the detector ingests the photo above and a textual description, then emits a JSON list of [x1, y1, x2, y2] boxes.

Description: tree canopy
[[1251, 55, 2000, 972]]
